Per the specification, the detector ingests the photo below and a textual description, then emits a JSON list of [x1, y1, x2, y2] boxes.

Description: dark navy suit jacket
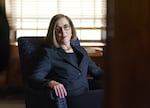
[[30, 44, 103, 96]]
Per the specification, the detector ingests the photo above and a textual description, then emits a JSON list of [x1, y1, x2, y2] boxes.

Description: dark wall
[[105, 0, 150, 108]]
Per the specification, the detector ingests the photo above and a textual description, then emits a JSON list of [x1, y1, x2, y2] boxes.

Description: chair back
[[18, 37, 46, 81]]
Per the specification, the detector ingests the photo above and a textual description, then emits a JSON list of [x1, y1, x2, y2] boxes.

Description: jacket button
[[78, 73, 81, 75]]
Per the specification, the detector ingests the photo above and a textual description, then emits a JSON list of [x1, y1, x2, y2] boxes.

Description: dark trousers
[[50, 89, 103, 108], [56, 97, 68, 108], [67, 89, 104, 108], [50, 91, 68, 108]]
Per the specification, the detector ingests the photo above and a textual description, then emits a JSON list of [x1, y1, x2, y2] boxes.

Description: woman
[[30, 14, 103, 108]]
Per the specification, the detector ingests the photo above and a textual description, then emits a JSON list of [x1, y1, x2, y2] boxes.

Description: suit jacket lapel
[[73, 46, 86, 70], [57, 48, 81, 71]]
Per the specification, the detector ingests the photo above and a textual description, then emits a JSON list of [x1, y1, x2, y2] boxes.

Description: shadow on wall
[[0, 5, 10, 90], [0, 6, 10, 72]]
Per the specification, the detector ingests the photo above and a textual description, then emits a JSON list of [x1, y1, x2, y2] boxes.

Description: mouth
[[62, 35, 67, 39]]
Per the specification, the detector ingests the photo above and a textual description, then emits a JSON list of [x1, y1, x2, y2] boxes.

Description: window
[[6, 0, 106, 44]]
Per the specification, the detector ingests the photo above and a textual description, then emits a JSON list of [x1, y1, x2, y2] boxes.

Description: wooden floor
[[0, 89, 25, 108], [0, 99, 25, 108]]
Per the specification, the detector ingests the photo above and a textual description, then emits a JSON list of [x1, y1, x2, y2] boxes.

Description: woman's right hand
[[48, 80, 67, 98]]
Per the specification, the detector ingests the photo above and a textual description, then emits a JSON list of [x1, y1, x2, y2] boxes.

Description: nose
[[61, 28, 67, 35]]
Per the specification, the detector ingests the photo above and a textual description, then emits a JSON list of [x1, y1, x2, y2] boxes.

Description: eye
[[55, 26, 61, 33], [64, 24, 70, 30]]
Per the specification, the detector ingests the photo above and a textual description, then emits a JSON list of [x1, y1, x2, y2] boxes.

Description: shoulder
[[72, 45, 87, 54], [43, 47, 57, 54]]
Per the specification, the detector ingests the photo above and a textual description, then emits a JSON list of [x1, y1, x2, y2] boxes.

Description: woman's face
[[55, 17, 72, 45]]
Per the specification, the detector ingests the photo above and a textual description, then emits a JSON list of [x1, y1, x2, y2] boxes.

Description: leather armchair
[[18, 37, 103, 108]]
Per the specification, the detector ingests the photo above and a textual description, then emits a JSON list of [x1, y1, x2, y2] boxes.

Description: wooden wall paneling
[[105, 0, 150, 108]]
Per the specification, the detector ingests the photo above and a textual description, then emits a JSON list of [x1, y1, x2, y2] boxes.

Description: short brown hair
[[46, 14, 77, 47]]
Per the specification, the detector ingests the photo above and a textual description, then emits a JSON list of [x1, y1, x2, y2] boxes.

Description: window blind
[[6, 0, 106, 41]]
